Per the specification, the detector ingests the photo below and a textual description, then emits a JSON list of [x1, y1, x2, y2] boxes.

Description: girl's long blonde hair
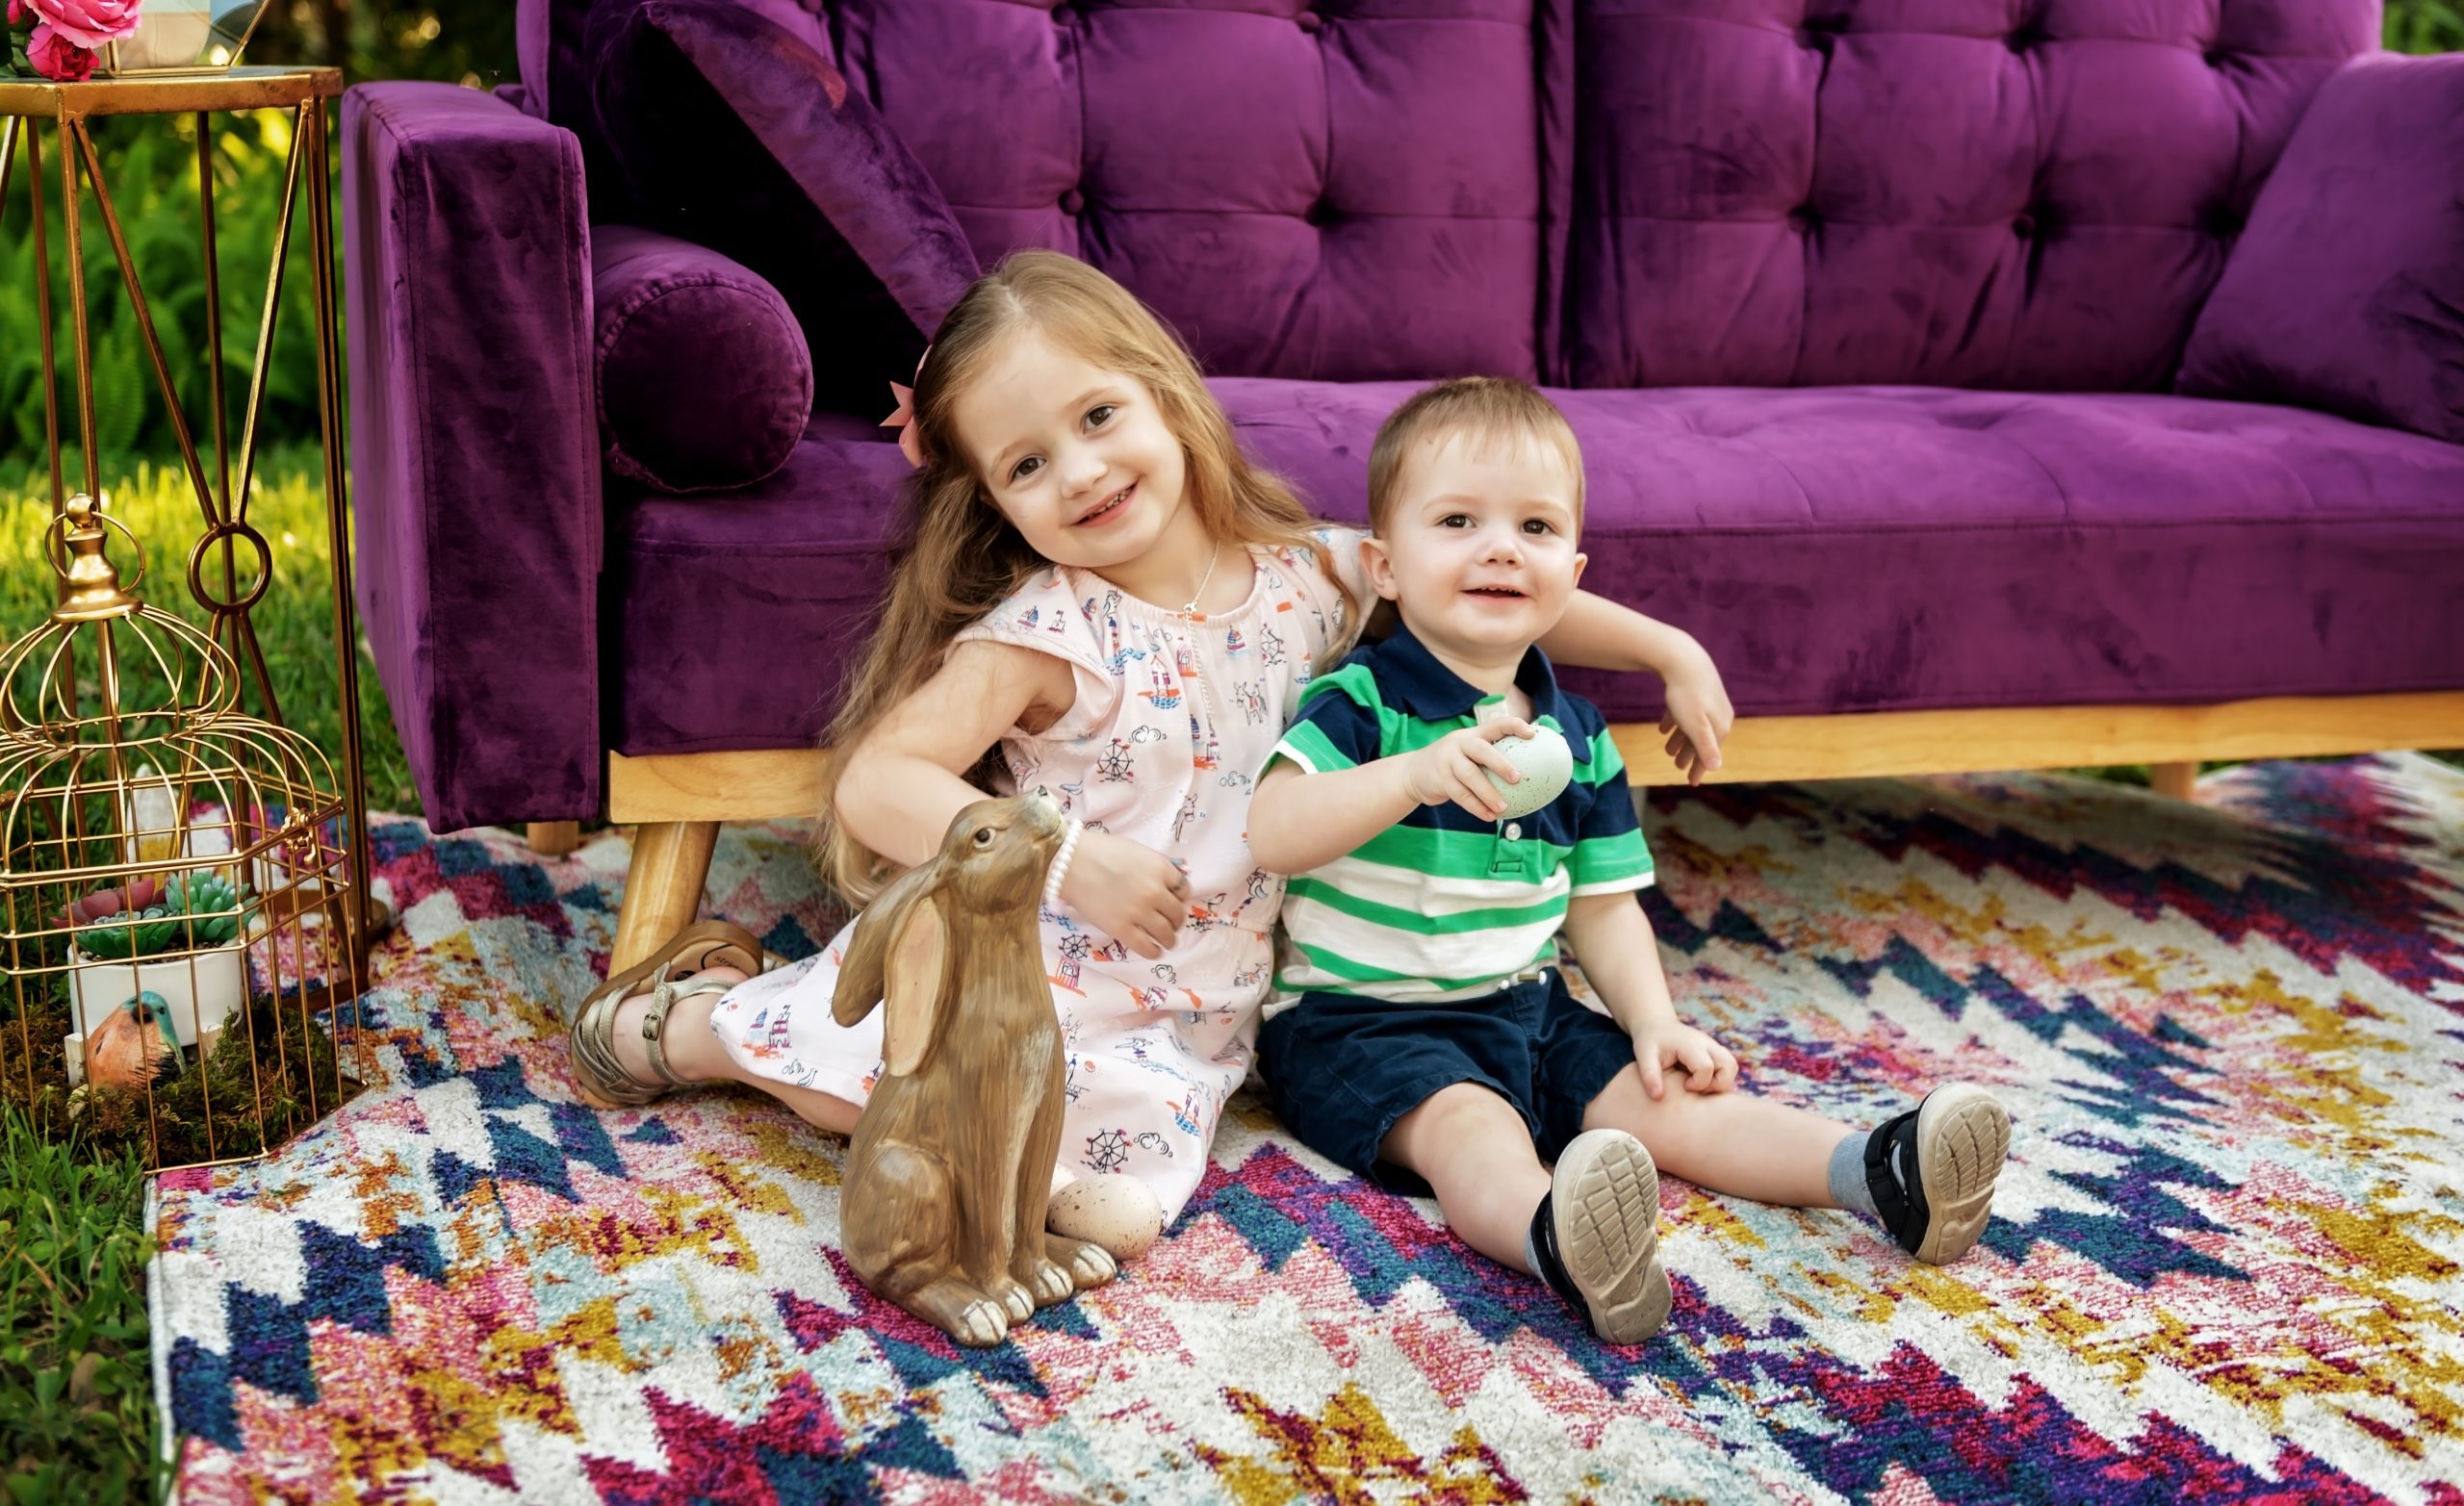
[[815, 250, 1348, 904]]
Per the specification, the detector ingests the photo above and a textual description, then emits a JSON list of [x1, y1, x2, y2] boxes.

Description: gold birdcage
[[1, 493, 370, 1171]]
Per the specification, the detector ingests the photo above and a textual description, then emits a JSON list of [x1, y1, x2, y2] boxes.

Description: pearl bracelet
[[1044, 818, 1084, 913]]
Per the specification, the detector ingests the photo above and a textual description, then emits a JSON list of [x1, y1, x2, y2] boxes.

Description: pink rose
[[25, 0, 139, 49], [27, 22, 94, 79]]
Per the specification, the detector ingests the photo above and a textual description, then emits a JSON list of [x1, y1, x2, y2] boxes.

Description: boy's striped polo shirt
[[1267, 624, 1656, 1006]]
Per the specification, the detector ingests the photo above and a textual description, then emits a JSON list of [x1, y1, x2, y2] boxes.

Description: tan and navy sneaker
[[1528, 1129, 1672, 1344], [1865, 1084, 2013, 1264]]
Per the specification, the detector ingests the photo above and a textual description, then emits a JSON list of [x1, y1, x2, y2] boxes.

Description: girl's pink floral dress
[[708, 531, 1362, 1223]]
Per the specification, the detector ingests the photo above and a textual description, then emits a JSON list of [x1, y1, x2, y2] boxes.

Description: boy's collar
[[1371, 621, 1591, 763]]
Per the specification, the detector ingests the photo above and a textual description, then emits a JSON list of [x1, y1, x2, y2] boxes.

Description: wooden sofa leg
[[610, 820, 720, 974], [527, 821, 580, 857], [2148, 761, 2198, 800]]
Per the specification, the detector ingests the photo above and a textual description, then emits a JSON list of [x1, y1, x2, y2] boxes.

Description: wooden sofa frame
[[538, 691, 2464, 973]]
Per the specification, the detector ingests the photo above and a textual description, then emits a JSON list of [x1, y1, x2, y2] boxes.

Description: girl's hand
[[1656, 645, 1733, 786], [1629, 1018, 1738, 1099], [1060, 829, 1191, 959], [1399, 720, 1537, 821]]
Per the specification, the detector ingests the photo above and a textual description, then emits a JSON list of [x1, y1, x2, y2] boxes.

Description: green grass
[[2388, 0, 2464, 54], [0, 1110, 167, 1504], [3, 450, 413, 1504]]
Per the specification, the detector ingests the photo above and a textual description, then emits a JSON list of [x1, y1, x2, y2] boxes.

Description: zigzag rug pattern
[[149, 756, 2464, 1502]]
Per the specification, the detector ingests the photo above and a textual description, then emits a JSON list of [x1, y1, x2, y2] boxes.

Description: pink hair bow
[[882, 347, 930, 469]]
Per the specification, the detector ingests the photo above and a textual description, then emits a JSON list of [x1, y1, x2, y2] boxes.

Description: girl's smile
[[953, 329, 1216, 610], [1073, 480, 1137, 528]]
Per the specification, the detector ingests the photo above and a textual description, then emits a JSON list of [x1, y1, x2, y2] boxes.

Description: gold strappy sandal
[[570, 920, 764, 1110]]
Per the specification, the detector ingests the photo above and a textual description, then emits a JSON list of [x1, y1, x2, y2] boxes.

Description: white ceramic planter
[[65, 942, 244, 1050]]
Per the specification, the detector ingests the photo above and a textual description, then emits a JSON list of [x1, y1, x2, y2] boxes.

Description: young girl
[[565, 251, 1734, 1258]]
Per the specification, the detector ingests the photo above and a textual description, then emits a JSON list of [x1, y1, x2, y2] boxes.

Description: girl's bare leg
[[607, 973, 1079, 1197], [607, 967, 1155, 1263], [606, 970, 861, 1135]]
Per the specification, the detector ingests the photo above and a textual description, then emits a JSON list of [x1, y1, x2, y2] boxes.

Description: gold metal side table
[[0, 67, 387, 973]]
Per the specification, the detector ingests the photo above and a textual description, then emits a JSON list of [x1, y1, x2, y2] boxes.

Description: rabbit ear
[[876, 888, 951, 1077], [831, 858, 947, 1031]]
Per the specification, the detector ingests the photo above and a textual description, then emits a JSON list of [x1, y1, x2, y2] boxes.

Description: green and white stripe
[[1267, 658, 1654, 1006], [1277, 863, 1569, 1002]]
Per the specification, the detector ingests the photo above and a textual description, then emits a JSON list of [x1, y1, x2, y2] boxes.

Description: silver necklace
[[1174, 544, 1222, 618]]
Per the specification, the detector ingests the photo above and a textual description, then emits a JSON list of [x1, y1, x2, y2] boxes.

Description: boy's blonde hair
[[815, 250, 1346, 903], [1365, 377, 1585, 536]]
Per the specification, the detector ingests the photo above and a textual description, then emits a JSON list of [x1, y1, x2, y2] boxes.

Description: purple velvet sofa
[[343, 0, 2464, 968]]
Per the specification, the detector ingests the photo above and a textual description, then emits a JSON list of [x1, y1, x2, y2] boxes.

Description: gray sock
[[1828, 1127, 1916, 1223], [1828, 1130, 1879, 1219]]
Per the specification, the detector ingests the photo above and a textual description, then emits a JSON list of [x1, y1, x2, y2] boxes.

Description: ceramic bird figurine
[[84, 990, 181, 1092]]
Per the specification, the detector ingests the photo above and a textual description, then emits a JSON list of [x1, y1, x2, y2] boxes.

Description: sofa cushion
[[1563, 0, 2375, 392], [585, 0, 979, 416], [518, 0, 832, 131], [516, 0, 833, 222], [2177, 52, 2464, 446], [592, 226, 811, 494], [603, 385, 2464, 754], [832, 0, 1550, 383]]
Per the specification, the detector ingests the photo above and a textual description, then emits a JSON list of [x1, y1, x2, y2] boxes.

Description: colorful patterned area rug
[[149, 756, 2464, 1503]]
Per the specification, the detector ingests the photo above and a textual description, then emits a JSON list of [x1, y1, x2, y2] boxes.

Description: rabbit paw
[[951, 1297, 1011, 1348], [904, 1277, 1014, 1348], [1020, 1257, 1077, 1309], [988, 1276, 1036, 1323], [1046, 1235, 1118, 1291]]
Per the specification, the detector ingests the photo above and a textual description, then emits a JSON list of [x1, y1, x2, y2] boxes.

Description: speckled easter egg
[[1485, 724, 1575, 820], [1046, 1174, 1163, 1261]]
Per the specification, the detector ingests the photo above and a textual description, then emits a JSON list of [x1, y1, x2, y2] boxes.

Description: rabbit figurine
[[833, 793, 1119, 1346]]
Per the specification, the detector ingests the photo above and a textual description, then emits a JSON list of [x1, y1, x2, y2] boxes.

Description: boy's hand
[[1060, 829, 1191, 959], [1399, 720, 1538, 822], [1657, 647, 1732, 785], [1629, 1018, 1738, 1098]]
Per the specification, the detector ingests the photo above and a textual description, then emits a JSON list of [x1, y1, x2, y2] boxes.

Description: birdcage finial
[[51, 494, 147, 625]]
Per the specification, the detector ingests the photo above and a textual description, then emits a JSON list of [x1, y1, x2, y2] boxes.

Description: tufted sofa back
[[1564, 0, 2378, 392], [831, 0, 1558, 385], [541, 0, 2378, 393]]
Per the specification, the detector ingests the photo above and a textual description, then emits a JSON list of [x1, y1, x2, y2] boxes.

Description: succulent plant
[[73, 869, 252, 959]]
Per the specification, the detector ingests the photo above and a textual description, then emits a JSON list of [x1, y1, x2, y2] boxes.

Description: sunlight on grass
[[1, 449, 417, 814]]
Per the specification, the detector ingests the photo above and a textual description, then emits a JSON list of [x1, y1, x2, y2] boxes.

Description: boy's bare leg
[[1581, 1062, 1853, 1208], [1391, 1079, 1674, 1342], [1379, 1082, 1551, 1273], [1586, 1061, 2014, 1265]]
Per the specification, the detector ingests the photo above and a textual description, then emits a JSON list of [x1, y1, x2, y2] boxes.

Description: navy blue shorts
[[1258, 967, 1637, 1197]]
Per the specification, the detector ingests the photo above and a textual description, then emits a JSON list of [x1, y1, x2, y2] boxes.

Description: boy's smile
[[1365, 432, 1588, 688]]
